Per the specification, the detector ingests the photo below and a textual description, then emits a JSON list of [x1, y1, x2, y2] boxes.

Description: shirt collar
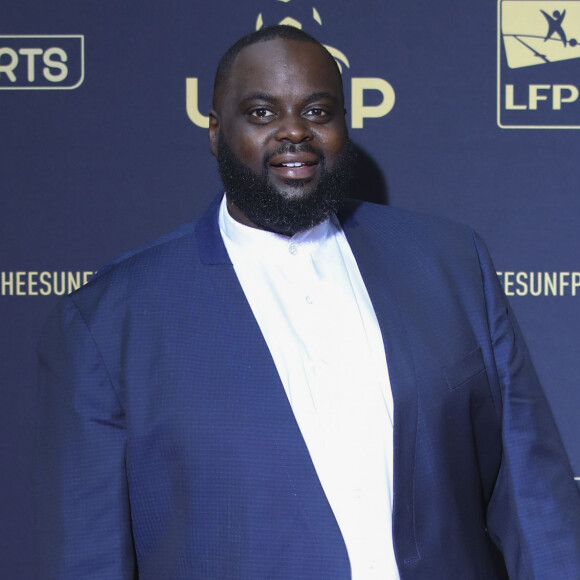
[[218, 194, 338, 261]]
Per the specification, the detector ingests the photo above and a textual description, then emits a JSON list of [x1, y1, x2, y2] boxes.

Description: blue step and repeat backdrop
[[2, 0, 579, 576]]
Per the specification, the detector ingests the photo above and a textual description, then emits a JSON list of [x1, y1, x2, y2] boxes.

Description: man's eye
[[306, 108, 328, 118], [249, 108, 274, 119]]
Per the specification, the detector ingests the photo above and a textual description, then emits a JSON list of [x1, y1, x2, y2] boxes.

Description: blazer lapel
[[340, 203, 421, 568], [195, 194, 351, 576]]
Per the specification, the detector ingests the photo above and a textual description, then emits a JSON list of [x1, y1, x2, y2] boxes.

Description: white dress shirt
[[219, 196, 400, 579]]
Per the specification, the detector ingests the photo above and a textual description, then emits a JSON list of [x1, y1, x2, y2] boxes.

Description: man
[[35, 25, 580, 579]]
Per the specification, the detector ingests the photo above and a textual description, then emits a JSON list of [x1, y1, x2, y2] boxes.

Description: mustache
[[264, 143, 324, 164]]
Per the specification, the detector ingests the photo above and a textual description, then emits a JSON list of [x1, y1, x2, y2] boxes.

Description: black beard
[[217, 135, 355, 236]]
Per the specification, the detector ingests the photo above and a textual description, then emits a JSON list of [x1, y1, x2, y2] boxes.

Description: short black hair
[[212, 25, 338, 106]]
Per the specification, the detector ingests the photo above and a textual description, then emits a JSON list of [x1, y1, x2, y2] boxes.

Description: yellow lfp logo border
[[497, 0, 580, 129]]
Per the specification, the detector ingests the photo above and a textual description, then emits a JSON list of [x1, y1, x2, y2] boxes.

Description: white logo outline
[[0, 35, 85, 91]]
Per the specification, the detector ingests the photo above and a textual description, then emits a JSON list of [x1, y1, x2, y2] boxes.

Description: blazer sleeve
[[34, 296, 136, 579], [474, 232, 580, 578]]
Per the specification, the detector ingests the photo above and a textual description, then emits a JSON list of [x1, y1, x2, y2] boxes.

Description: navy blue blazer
[[35, 195, 580, 579]]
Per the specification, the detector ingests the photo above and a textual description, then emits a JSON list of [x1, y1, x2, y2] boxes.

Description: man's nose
[[275, 114, 313, 143]]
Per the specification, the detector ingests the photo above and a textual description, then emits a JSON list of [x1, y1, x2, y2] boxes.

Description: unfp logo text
[[186, 77, 395, 130]]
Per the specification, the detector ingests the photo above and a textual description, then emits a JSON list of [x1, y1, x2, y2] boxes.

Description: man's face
[[209, 37, 350, 234]]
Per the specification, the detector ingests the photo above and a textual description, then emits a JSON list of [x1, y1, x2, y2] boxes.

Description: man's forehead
[[223, 37, 342, 99]]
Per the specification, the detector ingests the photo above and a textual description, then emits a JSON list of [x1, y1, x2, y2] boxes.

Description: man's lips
[[268, 153, 320, 180]]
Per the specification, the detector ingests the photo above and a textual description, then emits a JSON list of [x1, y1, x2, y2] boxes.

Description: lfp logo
[[498, 1, 580, 128], [186, 0, 395, 130], [0, 35, 84, 90]]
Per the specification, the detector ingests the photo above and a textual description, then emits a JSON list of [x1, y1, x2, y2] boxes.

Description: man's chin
[[269, 177, 316, 198]]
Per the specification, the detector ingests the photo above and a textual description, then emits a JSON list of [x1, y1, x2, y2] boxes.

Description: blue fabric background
[[2, 1, 579, 576]]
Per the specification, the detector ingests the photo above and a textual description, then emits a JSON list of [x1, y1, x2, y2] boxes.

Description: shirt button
[[288, 243, 297, 255]]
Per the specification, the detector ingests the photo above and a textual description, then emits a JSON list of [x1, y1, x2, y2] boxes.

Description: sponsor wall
[[2, 0, 579, 576]]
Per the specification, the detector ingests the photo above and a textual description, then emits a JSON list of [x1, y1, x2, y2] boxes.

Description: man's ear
[[208, 110, 219, 158]]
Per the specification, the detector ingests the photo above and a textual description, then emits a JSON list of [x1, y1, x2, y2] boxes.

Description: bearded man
[[35, 25, 580, 579]]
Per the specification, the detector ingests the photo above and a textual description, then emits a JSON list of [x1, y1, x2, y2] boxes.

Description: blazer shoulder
[[82, 192, 225, 294], [96, 219, 199, 278], [64, 218, 202, 314], [340, 199, 477, 247]]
